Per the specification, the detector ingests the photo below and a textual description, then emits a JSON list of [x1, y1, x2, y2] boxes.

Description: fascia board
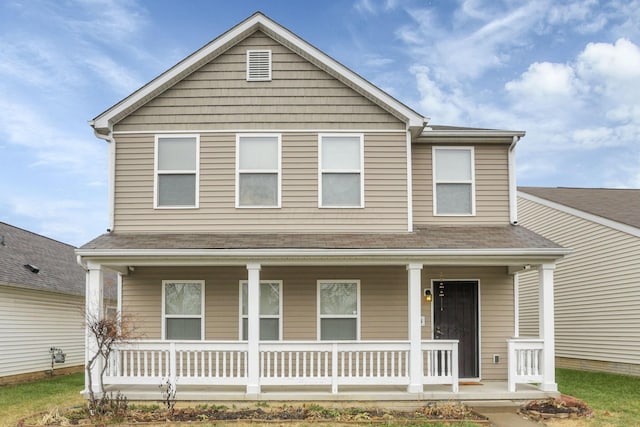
[[257, 18, 427, 128], [77, 248, 569, 264], [92, 13, 427, 131], [420, 130, 526, 138], [92, 13, 264, 130]]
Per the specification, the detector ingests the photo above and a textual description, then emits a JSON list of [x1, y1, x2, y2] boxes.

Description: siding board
[[412, 143, 510, 225], [518, 196, 640, 368]]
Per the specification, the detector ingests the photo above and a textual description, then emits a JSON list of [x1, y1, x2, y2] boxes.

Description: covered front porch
[[100, 338, 552, 401], [78, 226, 567, 400]]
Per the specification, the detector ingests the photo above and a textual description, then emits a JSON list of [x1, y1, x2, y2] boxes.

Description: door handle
[[435, 327, 442, 338]]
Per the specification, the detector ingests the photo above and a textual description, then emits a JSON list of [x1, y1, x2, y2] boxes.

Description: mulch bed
[[519, 395, 593, 421], [21, 401, 490, 425]]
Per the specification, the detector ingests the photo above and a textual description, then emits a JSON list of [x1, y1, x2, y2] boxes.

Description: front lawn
[[550, 368, 640, 427], [0, 373, 84, 427]]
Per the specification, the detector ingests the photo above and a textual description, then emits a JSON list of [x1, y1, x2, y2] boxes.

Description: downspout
[[508, 135, 520, 225], [89, 121, 116, 233]]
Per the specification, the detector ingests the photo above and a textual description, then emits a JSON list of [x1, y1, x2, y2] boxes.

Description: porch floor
[[105, 381, 556, 403]]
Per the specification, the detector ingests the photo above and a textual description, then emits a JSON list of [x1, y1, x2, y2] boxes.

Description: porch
[[100, 338, 551, 400]]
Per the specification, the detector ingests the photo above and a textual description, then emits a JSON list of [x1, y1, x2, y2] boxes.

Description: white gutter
[[508, 135, 520, 225], [90, 121, 116, 232], [76, 247, 570, 258]]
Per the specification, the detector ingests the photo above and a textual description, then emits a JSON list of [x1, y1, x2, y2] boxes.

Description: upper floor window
[[240, 281, 282, 341], [236, 134, 281, 208], [162, 280, 204, 340], [318, 280, 360, 340], [319, 134, 364, 208], [433, 146, 475, 216], [155, 135, 199, 208], [246, 50, 272, 81]]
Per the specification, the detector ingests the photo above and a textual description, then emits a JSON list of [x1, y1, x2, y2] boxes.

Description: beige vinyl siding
[[114, 31, 404, 132], [412, 143, 510, 225], [518, 196, 640, 368], [0, 285, 85, 378], [123, 265, 513, 379], [123, 266, 408, 341], [517, 269, 539, 337], [113, 132, 407, 233]]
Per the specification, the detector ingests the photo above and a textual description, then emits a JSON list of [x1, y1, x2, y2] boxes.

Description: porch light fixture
[[423, 289, 432, 303]]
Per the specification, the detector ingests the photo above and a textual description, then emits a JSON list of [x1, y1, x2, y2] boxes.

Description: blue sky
[[0, 0, 639, 246]]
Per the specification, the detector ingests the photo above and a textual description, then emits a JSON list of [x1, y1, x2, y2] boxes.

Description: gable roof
[[518, 187, 640, 231], [0, 222, 116, 298], [91, 12, 427, 135]]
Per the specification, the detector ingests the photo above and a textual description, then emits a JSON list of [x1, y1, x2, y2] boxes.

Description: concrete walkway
[[474, 406, 541, 427]]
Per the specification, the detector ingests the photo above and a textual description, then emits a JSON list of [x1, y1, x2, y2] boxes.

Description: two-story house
[[77, 12, 567, 401]]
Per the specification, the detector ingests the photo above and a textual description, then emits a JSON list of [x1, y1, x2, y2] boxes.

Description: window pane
[[260, 318, 279, 340], [322, 137, 360, 170], [239, 173, 277, 206], [436, 183, 472, 214], [158, 138, 196, 170], [242, 318, 280, 340], [166, 318, 201, 340], [260, 283, 280, 315], [322, 173, 360, 206], [321, 318, 357, 340], [165, 283, 202, 315], [242, 282, 280, 315], [320, 282, 357, 315], [435, 149, 472, 181], [158, 174, 196, 206], [239, 137, 278, 170]]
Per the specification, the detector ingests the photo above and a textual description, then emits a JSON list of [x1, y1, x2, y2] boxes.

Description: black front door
[[433, 280, 479, 378]]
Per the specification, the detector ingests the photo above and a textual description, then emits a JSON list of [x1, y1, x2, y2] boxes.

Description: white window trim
[[318, 133, 365, 208], [161, 280, 205, 340], [317, 280, 361, 341], [154, 134, 200, 209], [432, 146, 476, 216], [238, 280, 283, 341], [235, 134, 282, 208], [246, 49, 272, 82]]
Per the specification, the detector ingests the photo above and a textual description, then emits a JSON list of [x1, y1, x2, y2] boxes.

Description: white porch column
[[407, 263, 423, 393], [246, 263, 261, 395], [538, 263, 558, 392], [85, 261, 104, 395]]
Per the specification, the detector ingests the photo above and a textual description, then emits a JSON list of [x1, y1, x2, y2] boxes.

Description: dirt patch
[[519, 395, 593, 421], [21, 401, 489, 426]]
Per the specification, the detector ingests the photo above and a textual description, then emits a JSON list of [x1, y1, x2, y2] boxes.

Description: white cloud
[[83, 54, 142, 95], [506, 62, 578, 98], [577, 38, 640, 86], [0, 100, 107, 179], [354, 0, 398, 15]]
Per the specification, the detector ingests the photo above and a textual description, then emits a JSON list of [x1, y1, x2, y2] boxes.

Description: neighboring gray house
[[517, 187, 640, 376], [0, 222, 115, 384]]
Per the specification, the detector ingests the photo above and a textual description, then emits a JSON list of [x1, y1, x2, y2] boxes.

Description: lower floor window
[[163, 280, 204, 340], [240, 281, 282, 340], [318, 280, 360, 340]]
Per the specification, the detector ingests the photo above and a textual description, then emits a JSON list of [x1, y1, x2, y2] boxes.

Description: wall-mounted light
[[423, 289, 432, 303]]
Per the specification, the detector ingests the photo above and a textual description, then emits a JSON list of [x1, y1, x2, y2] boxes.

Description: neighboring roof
[[0, 222, 116, 298], [91, 12, 427, 134], [79, 225, 562, 252], [519, 187, 640, 230]]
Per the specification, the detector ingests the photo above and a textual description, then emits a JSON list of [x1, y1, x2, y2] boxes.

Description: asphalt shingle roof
[[80, 225, 561, 251], [519, 187, 640, 230], [0, 222, 115, 298]]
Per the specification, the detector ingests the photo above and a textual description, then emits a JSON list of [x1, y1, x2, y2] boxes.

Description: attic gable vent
[[246, 49, 272, 81]]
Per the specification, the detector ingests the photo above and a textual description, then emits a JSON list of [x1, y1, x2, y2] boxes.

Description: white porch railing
[[508, 338, 544, 392], [104, 340, 458, 393]]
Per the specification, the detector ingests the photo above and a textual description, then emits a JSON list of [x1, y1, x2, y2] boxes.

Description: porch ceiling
[[77, 225, 567, 270]]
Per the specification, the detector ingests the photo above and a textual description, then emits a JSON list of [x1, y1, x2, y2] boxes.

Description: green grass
[[556, 368, 640, 426], [0, 373, 85, 427]]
